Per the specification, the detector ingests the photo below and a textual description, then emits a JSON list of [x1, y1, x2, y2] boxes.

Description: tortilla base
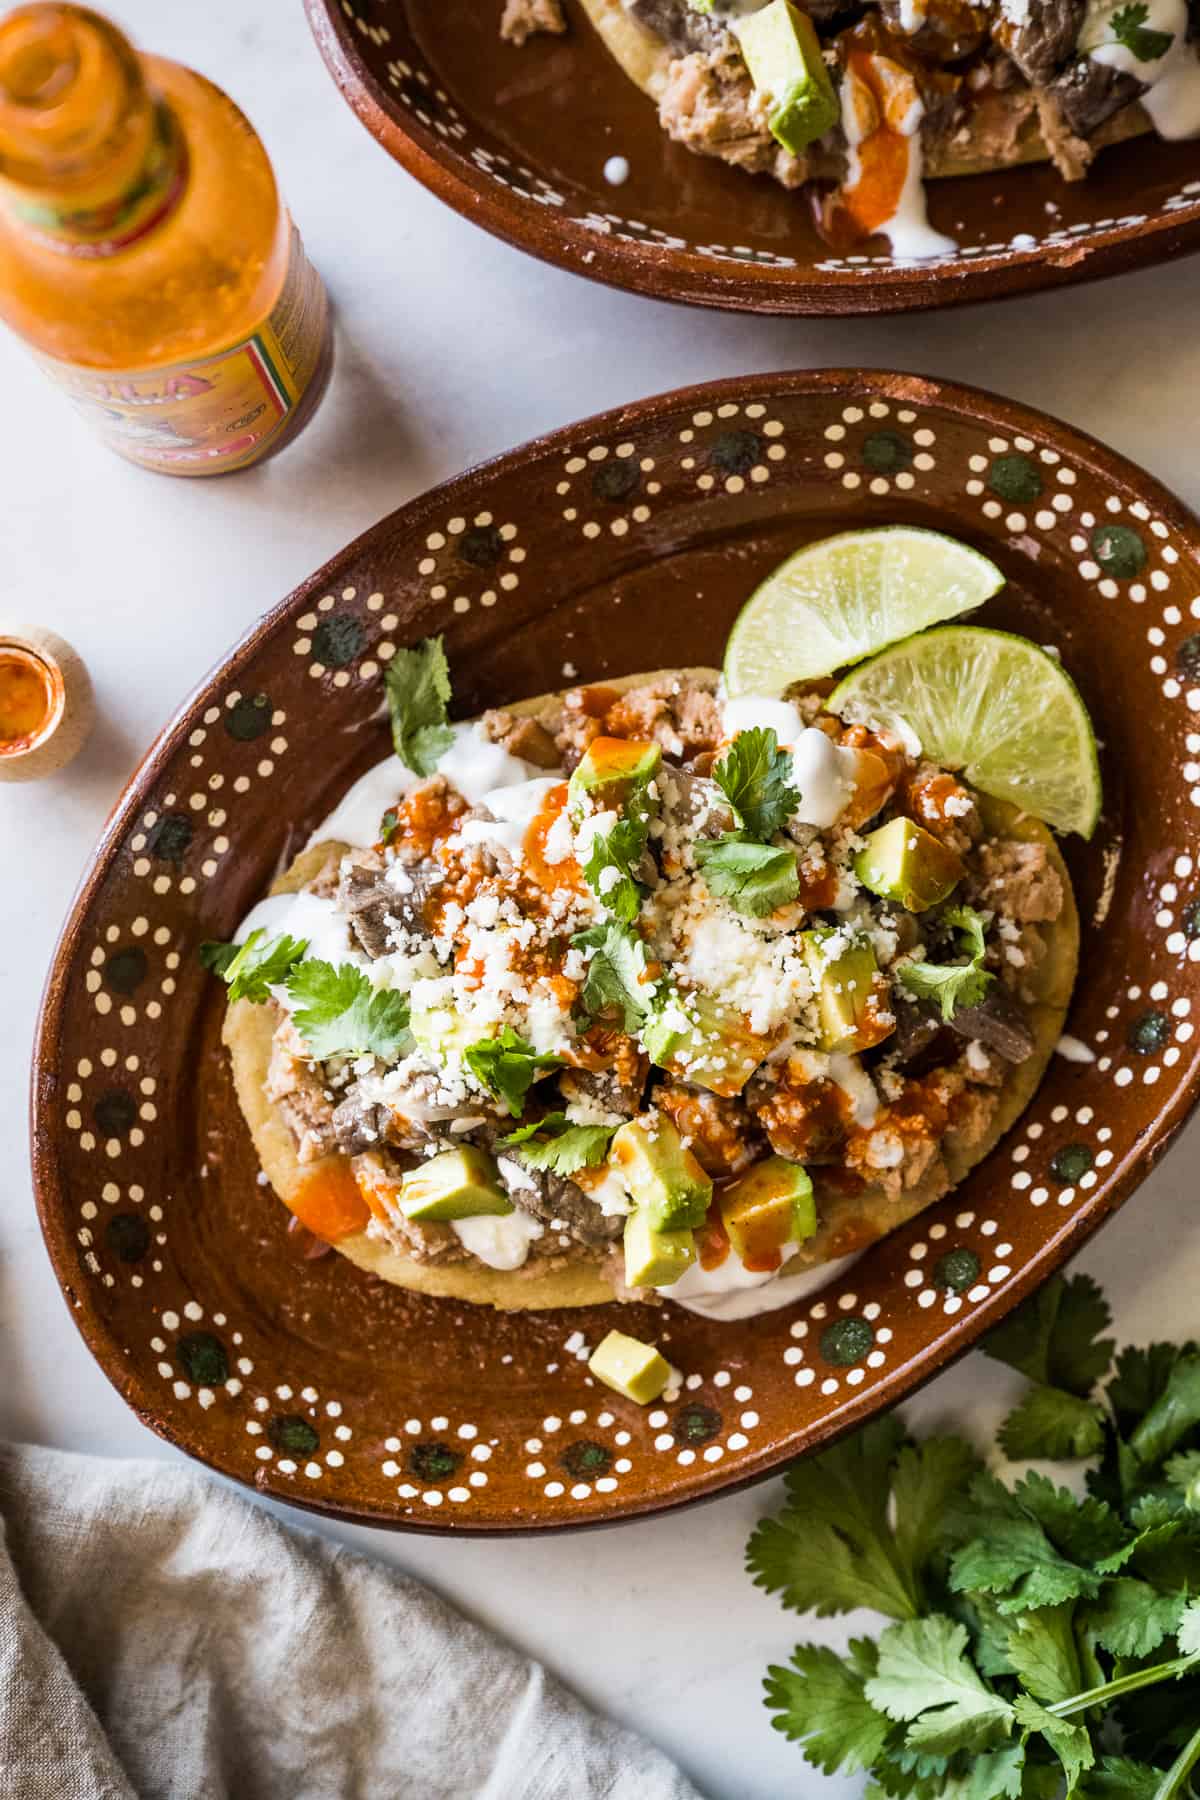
[[577, 0, 1153, 179], [223, 669, 1077, 1313]]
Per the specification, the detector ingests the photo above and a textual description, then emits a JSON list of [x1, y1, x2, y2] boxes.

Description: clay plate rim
[[304, 0, 1200, 318], [29, 366, 1200, 1532]]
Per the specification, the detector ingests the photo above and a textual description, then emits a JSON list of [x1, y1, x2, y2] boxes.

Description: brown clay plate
[[31, 368, 1200, 1533], [305, 0, 1200, 316]]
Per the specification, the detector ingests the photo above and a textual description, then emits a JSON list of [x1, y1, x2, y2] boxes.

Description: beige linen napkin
[[0, 1443, 704, 1800]]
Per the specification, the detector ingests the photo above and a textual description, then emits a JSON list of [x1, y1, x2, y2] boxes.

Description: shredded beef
[[266, 1018, 337, 1164], [481, 708, 562, 769], [657, 48, 811, 188], [969, 839, 1064, 925], [602, 677, 723, 760], [656, 1081, 762, 1175]]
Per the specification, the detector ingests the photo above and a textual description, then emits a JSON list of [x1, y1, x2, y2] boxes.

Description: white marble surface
[[2, 5, 1199, 1795]]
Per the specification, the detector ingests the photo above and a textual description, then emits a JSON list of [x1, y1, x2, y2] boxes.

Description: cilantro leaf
[[1110, 1, 1174, 58], [983, 1274, 1115, 1397], [1011, 1473, 1131, 1567], [892, 1437, 982, 1585], [285, 960, 412, 1060], [499, 1114, 616, 1176], [1004, 1604, 1081, 1704], [581, 814, 648, 925], [749, 1416, 925, 1619], [1130, 1354, 1200, 1469], [694, 835, 799, 917], [764, 1640, 895, 1775], [946, 1474, 1102, 1615], [1082, 1577, 1185, 1659], [1108, 1341, 1190, 1432], [1011, 1695, 1094, 1790], [1078, 1758, 1164, 1800], [998, 1384, 1107, 1461], [201, 929, 309, 1004], [384, 635, 454, 777], [897, 906, 994, 1022], [463, 1026, 561, 1117], [939, 1745, 1026, 1799], [712, 727, 800, 840], [864, 1616, 1014, 1756], [572, 921, 657, 1031]]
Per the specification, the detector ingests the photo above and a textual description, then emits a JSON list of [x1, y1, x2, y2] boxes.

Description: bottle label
[[34, 224, 329, 475], [11, 101, 188, 259]]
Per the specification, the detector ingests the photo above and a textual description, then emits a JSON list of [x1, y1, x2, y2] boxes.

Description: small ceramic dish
[[305, 0, 1200, 316], [32, 369, 1200, 1532]]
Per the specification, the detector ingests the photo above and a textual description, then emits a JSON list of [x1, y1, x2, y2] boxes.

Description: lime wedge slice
[[723, 527, 1004, 696], [828, 625, 1101, 838]]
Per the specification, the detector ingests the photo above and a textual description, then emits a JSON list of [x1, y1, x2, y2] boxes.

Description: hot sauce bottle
[[0, 5, 332, 475]]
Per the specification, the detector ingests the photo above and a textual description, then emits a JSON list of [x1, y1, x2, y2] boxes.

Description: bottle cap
[[0, 623, 93, 780]]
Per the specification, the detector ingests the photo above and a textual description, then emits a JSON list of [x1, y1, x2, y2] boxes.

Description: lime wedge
[[828, 625, 1101, 837], [723, 527, 1004, 696]]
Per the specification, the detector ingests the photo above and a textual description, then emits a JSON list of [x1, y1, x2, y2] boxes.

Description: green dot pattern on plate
[[269, 1414, 319, 1455], [673, 1403, 721, 1446], [987, 454, 1043, 505], [147, 813, 192, 863], [592, 459, 640, 503], [1090, 524, 1146, 580], [1178, 635, 1200, 679], [104, 946, 147, 994], [710, 430, 762, 476], [105, 1213, 149, 1262], [862, 431, 913, 474], [458, 525, 503, 567], [1129, 1010, 1169, 1054], [1183, 899, 1200, 939], [934, 1248, 981, 1293], [820, 1317, 875, 1366], [224, 692, 273, 741], [561, 1440, 612, 1478], [828, 624, 1101, 838], [312, 614, 365, 669], [93, 1088, 136, 1136], [408, 1441, 459, 1481], [1050, 1144, 1093, 1185], [177, 1331, 228, 1386]]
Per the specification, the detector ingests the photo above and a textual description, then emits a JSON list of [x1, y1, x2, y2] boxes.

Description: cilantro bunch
[[749, 1275, 1200, 1796]]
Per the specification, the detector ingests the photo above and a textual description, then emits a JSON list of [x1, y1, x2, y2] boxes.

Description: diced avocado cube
[[733, 0, 840, 156], [801, 927, 892, 1055], [588, 1328, 673, 1404], [568, 737, 662, 812], [643, 990, 773, 1097], [720, 1156, 816, 1264], [623, 1208, 697, 1289], [399, 1146, 513, 1222], [855, 816, 964, 914], [410, 994, 476, 1064], [611, 1115, 713, 1230]]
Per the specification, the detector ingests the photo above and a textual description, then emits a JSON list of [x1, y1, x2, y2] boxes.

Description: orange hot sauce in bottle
[[0, 4, 332, 475]]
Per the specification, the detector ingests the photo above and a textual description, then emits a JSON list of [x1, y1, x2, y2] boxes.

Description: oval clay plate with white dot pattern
[[305, 0, 1200, 316], [32, 369, 1200, 1532]]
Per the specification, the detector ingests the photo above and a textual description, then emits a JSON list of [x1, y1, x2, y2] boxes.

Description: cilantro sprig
[[898, 904, 995, 1022], [286, 960, 412, 1061], [694, 836, 800, 917], [200, 930, 308, 1004], [1110, 2, 1174, 60], [572, 920, 658, 1032], [384, 634, 454, 777], [581, 812, 651, 926], [463, 1026, 561, 1117], [750, 1274, 1200, 1795], [698, 727, 801, 917], [499, 1111, 616, 1176], [712, 727, 800, 841]]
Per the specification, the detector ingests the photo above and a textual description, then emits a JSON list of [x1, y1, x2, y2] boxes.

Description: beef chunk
[[1046, 56, 1146, 138], [655, 1080, 762, 1175], [994, 0, 1086, 84], [481, 708, 562, 770], [948, 988, 1036, 1063], [337, 847, 440, 956], [664, 767, 735, 839], [330, 1091, 390, 1155], [559, 1059, 647, 1120], [498, 1153, 624, 1248], [628, 0, 731, 53]]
